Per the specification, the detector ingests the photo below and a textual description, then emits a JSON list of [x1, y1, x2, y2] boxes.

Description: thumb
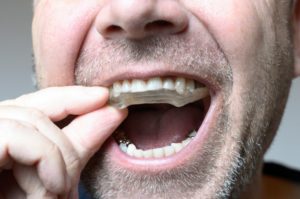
[[63, 106, 128, 166]]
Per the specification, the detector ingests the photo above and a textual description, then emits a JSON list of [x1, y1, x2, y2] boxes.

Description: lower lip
[[102, 97, 219, 172]]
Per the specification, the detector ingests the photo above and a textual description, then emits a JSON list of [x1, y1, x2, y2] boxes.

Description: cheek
[[184, 0, 266, 92], [184, 0, 271, 128], [32, 0, 102, 87], [184, 0, 263, 63]]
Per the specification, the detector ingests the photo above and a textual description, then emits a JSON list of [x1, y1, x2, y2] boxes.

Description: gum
[[109, 88, 209, 109]]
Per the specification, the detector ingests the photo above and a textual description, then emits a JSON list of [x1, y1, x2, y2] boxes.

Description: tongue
[[121, 104, 204, 150]]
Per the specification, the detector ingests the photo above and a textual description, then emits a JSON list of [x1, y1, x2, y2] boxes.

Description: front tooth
[[113, 82, 122, 97], [133, 149, 143, 158], [175, 77, 186, 94], [122, 80, 131, 92], [127, 144, 136, 156], [163, 78, 175, 90], [131, 80, 147, 92], [147, 77, 163, 91], [186, 80, 195, 92], [143, 149, 153, 158], [153, 148, 164, 158], [171, 143, 183, 153], [163, 146, 175, 157]]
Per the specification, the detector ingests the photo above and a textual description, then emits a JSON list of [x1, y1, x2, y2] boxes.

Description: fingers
[[0, 105, 80, 178], [0, 119, 68, 194], [0, 86, 127, 198], [0, 86, 109, 121], [0, 105, 128, 197], [63, 106, 128, 165], [13, 165, 58, 199]]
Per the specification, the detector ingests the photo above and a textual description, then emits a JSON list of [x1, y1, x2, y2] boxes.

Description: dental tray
[[109, 88, 209, 109]]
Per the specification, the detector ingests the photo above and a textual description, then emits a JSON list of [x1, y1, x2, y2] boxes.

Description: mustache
[[74, 35, 232, 89]]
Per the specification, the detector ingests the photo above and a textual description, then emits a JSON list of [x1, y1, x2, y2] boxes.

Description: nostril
[[106, 25, 124, 35], [145, 20, 174, 32], [96, 1, 189, 39]]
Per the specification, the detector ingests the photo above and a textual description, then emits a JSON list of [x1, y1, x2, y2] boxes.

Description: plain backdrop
[[1, 0, 299, 169]]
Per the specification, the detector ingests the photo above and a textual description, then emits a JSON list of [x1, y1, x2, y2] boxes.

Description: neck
[[240, 163, 263, 199]]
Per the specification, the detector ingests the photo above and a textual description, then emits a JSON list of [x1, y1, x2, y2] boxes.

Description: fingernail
[[85, 87, 108, 97], [107, 106, 129, 118]]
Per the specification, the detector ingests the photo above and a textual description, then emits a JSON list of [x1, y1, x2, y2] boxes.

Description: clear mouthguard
[[109, 87, 209, 109]]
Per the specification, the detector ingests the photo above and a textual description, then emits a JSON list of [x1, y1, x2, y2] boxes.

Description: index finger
[[0, 86, 109, 121]]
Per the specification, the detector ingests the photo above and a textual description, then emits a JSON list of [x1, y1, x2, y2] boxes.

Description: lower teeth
[[117, 130, 197, 158]]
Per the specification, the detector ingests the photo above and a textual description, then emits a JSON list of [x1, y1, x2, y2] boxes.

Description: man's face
[[32, 0, 294, 198]]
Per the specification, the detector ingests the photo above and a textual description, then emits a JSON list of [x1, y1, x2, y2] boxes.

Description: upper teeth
[[109, 77, 209, 108], [111, 77, 201, 97]]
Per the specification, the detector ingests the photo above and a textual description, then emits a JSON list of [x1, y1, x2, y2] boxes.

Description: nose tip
[[96, 0, 189, 39]]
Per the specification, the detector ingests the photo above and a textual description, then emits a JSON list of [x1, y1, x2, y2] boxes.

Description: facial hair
[[75, 30, 293, 198]]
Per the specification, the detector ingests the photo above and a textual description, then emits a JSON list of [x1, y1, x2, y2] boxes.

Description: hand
[[0, 86, 127, 199]]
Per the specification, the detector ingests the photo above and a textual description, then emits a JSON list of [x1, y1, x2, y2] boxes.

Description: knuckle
[[0, 119, 23, 132], [14, 93, 32, 104], [40, 87, 59, 96], [45, 144, 68, 165], [46, 143, 61, 157], [28, 108, 47, 123], [0, 99, 15, 106], [29, 189, 57, 199], [16, 93, 29, 101], [66, 152, 81, 172]]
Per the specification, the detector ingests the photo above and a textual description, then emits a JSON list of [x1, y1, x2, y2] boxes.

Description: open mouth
[[107, 76, 212, 164]]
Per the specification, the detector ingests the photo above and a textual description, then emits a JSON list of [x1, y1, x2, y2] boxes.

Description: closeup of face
[[32, 0, 296, 198]]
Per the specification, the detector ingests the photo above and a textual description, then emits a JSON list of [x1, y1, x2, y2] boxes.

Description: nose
[[95, 0, 189, 39]]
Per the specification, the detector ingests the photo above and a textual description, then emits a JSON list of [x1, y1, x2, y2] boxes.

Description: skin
[[0, 87, 128, 198], [0, 0, 300, 198]]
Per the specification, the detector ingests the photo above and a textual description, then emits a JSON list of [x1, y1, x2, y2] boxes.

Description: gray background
[[1, 1, 300, 169]]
